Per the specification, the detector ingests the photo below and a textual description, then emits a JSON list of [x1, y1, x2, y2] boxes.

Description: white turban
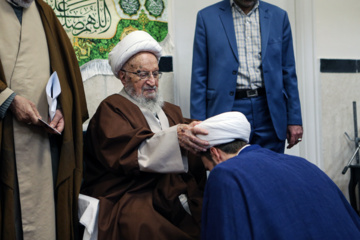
[[195, 112, 251, 147], [108, 30, 162, 78]]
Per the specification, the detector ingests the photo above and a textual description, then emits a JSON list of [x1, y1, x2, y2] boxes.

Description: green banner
[[44, 0, 168, 78]]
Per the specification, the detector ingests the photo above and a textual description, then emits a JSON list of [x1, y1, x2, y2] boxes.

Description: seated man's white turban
[[108, 30, 162, 78], [195, 111, 251, 148]]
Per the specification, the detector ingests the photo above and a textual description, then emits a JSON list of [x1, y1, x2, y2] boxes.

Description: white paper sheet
[[46, 71, 61, 120]]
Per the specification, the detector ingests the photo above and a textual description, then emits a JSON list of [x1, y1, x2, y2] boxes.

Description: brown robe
[[0, 0, 88, 239], [81, 94, 206, 240]]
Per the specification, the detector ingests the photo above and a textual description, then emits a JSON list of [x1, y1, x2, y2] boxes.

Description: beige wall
[[314, 0, 360, 196], [320, 73, 360, 195]]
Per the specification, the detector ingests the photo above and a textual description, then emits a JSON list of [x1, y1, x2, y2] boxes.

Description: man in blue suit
[[191, 0, 303, 153], [195, 112, 360, 240]]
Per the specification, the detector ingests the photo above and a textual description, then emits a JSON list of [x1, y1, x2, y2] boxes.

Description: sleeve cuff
[[0, 92, 16, 119]]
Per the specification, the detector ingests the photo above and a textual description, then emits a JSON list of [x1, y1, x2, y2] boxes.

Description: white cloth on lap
[[78, 194, 99, 240]]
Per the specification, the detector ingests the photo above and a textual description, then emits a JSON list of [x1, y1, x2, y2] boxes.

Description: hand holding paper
[[41, 72, 63, 135], [38, 118, 61, 135], [46, 71, 61, 121]]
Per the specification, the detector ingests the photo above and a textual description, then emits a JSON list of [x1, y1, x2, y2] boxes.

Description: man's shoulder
[[99, 94, 182, 119], [101, 93, 125, 103], [162, 102, 184, 123], [217, 146, 273, 170], [229, 145, 321, 176], [35, 0, 56, 15], [100, 94, 133, 110], [163, 101, 181, 112], [35, 0, 63, 28]]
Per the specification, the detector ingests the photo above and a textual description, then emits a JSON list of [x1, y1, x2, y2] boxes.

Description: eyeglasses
[[120, 69, 162, 80]]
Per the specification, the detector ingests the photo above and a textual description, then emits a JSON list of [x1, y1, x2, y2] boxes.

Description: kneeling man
[[197, 111, 360, 240]]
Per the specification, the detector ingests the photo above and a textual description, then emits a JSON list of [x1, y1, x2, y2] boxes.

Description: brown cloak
[[0, 0, 88, 239], [81, 94, 206, 240]]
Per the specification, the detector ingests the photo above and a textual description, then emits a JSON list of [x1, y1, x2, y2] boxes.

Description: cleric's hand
[[177, 121, 209, 154], [48, 109, 64, 134], [10, 95, 41, 125]]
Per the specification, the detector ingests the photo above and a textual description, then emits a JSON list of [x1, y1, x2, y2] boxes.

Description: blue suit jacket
[[190, 0, 302, 140], [201, 145, 360, 239]]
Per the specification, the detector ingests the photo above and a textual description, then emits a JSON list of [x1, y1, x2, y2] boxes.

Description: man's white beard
[[7, 0, 34, 8], [125, 85, 164, 114]]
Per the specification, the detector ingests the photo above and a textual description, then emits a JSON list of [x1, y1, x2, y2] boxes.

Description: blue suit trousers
[[233, 96, 285, 153]]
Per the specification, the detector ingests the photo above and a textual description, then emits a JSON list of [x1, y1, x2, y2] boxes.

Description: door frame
[[294, 0, 322, 167]]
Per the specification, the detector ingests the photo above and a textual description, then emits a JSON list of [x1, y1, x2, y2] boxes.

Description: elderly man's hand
[[177, 121, 209, 154], [10, 95, 41, 125]]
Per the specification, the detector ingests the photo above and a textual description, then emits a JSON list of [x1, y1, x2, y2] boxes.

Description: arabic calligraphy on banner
[[44, 0, 168, 79]]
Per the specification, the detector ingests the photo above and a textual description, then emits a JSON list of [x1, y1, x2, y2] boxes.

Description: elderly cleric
[[81, 31, 209, 240]]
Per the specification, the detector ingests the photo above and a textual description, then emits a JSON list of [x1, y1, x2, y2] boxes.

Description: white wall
[[171, 0, 219, 118], [314, 0, 360, 59]]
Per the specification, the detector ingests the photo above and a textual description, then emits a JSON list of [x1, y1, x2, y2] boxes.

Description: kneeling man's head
[[196, 112, 251, 170]]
